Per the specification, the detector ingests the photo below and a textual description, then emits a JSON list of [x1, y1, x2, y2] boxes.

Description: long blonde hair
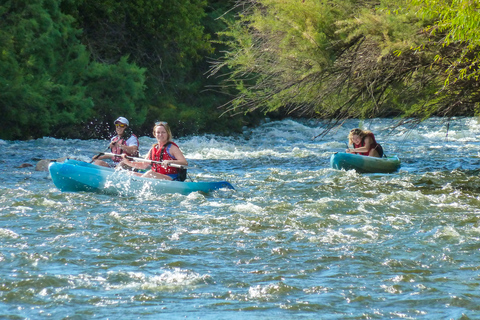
[[348, 128, 372, 145]]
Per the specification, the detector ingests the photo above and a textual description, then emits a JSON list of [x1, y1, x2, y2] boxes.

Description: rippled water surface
[[1, 118, 480, 319]]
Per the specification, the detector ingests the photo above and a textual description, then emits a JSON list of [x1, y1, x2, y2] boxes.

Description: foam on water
[[2, 117, 480, 319]]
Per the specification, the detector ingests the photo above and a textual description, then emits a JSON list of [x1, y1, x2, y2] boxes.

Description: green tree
[[69, 57, 147, 139], [406, 0, 480, 115], [65, 0, 222, 134], [211, 0, 480, 123], [210, 0, 417, 119], [0, 0, 147, 140], [0, 0, 94, 140]]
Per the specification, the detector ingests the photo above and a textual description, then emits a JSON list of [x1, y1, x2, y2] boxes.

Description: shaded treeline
[[2, 0, 479, 140], [0, 0, 256, 140], [209, 0, 480, 132]]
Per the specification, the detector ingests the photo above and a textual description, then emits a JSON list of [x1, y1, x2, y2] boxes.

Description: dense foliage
[[64, 0, 217, 137], [0, 0, 244, 140], [0, 0, 148, 140], [2, 0, 479, 140], [210, 0, 480, 125]]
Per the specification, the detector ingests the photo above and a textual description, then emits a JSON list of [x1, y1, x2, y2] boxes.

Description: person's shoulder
[[126, 135, 139, 145], [168, 141, 179, 148]]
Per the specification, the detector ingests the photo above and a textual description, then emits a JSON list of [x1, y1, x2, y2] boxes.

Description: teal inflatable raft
[[49, 159, 234, 195], [330, 152, 401, 173]]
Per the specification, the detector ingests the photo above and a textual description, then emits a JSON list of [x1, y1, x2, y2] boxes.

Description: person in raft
[[92, 117, 139, 167], [346, 128, 384, 158], [121, 121, 188, 180]]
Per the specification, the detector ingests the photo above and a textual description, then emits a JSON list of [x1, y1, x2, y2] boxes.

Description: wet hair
[[348, 128, 372, 145], [152, 122, 173, 147]]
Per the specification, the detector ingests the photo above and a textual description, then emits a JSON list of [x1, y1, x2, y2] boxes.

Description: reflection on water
[[1, 117, 480, 319]]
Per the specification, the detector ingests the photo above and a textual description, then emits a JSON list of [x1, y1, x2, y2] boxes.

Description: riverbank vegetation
[[1, 0, 478, 140], [211, 0, 480, 126]]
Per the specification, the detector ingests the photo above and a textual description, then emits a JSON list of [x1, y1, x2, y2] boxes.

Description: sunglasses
[[155, 121, 168, 126], [115, 123, 126, 128]]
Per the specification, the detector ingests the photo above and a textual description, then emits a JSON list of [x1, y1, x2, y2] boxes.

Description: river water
[[1, 117, 480, 319]]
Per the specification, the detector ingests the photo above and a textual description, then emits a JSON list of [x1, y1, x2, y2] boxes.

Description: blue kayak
[[49, 159, 235, 195], [330, 152, 401, 173]]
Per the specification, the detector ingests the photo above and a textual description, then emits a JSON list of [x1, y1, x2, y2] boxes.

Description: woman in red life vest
[[93, 117, 139, 167], [346, 128, 383, 157], [121, 122, 188, 180]]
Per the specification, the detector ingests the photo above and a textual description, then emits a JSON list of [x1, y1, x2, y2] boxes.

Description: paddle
[[90, 146, 110, 163], [102, 152, 188, 169]]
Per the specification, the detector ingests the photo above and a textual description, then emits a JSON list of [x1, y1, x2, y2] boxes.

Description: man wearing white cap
[[92, 117, 140, 167]]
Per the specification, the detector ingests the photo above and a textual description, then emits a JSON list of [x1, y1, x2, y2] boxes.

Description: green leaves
[[0, 0, 149, 140], [211, 0, 480, 122], [0, 0, 92, 139]]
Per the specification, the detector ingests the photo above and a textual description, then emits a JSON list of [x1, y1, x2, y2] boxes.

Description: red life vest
[[354, 133, 378, 156], [111, 134, 139, 163], [148, 142, 179, 175]]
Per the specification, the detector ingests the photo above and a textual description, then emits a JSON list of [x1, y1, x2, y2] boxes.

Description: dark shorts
[[167, 173, 179, 181], [375, 144, 384, 158]]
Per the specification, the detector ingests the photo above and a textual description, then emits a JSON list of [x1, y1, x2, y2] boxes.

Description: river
[[1, 117, 479, 319]]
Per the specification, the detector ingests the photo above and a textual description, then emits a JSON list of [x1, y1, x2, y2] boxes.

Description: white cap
[[114, 117, 129, 126]]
